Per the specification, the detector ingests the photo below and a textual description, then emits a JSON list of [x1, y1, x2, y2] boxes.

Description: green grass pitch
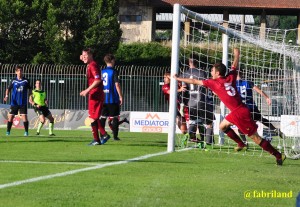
[[0, 128, 299, 207]]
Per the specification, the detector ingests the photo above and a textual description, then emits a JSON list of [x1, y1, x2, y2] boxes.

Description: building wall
[[119, 1, 155, 42]]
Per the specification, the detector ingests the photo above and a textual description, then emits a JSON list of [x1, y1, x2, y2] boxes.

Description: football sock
[[119, 118, 129, 125], [205, 127, 214, 144], [261, 119, 276, 131], [198, 125, 205, 141], [224, 128, 245, 147], [112, 117, 119, 139], [100, 117, 106, 128], [49, 122, 54, 134], [188, 123, 197, 135], [91, 121, 100, 142], [24, 121, 29, 132], [108, 118, 113, 130], [238, 130, 247, 143], [7, 121, 13, 132], [97, 119, 106, 136], [37, 122, 44, 133], [259, 139, 281, 159]]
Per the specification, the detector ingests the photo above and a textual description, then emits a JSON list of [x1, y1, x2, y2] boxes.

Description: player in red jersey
[[173, 48, 285, 165], [80, 48, 110, 146], [162, 72, 189, 134]]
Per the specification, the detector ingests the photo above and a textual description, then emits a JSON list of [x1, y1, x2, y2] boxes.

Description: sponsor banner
[[281, 115, 300, 136], [130, 112, 171, 133], [130, 112, 263, 135], [0, 107, 130, 131], [130, 112, 183, 133]]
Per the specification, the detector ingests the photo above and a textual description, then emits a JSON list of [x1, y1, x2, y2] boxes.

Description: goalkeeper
[[180, 53, 215, 145], [29, 79, 55, 136]]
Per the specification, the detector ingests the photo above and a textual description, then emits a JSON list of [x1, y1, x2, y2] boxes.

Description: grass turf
[[0, 128, 299, 207]]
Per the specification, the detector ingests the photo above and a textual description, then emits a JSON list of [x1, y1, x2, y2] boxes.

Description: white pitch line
[[0, 160, 99, 166], [0, 148, 192, 190]]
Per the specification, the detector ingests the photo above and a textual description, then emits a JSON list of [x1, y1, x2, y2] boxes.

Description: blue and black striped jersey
[[102, 66, 120, 104], [8, 77, 32, 106]]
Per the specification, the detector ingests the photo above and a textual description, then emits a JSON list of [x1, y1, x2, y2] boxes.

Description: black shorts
[[9, 105, 27, 115], [101, 103, 120, 117], [251, 107, 263, 121], [34, 106, 51, 117], [189, 104, 215, 125]]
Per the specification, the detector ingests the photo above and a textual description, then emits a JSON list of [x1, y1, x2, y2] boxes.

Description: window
[[119, 15, 142, 23]]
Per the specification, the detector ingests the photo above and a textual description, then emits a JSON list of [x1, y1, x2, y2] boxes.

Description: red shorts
[[88, 92, 103, 120], [225, 105, 258, 136]]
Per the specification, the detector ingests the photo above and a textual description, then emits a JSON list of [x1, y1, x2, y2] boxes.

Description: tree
[[0, 0, 121, 64], [42, 0, 89, 64], [83, 0, 122, 63], [0, 0, 49, 63]]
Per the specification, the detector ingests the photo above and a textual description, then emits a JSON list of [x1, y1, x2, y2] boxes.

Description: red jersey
[[202, 67, 243, 111], [162, 83, 170, 100], [87, 60, 102, 94]]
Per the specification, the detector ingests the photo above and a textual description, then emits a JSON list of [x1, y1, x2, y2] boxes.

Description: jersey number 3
[[102, 72, 108, 86]]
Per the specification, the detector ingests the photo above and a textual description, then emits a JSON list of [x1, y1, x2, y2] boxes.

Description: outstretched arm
[[253, 85, 271, 105], [232, 48, 240, 70], [173, 74, 204, 86]]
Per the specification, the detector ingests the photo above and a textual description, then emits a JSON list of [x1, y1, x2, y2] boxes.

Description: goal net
[[168, 4, 300, 160]]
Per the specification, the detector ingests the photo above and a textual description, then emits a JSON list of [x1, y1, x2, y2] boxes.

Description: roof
[[151, 0, 300, 9], [151, 0, 300, 14], [156, 13, 255, 24]]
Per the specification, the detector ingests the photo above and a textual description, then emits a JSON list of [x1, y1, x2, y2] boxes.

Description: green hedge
[[115, 42, 287, 69], [115, 42, 171, 66]]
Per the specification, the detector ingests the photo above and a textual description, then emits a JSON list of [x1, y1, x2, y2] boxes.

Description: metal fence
[[0, 64, 171, 112]]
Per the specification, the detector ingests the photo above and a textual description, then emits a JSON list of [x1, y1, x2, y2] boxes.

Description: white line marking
[[0, 148, 191, 190], [0, 160, 98, 166]]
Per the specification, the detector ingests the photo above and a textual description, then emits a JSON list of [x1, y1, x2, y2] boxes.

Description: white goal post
[[168, 4, 300, 160]]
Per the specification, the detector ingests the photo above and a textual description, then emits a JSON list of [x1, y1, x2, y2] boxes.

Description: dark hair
[[213, 62, 227, 76], [237, 70, 243, 78], [104, 54, 115, 64], [189, 53, 200, 68], [82, 48, 94, 56], [15, 66, 23, 71], [164, 71, 170, 76]]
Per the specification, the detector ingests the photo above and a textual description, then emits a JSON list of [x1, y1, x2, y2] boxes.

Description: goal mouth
[[168, 4, 300, 161]]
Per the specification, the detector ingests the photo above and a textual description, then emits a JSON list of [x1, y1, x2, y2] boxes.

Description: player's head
[[15, 66, 23, 78], [81, 48, 94, 64], [35, 79, 41, 89], [211, 62, 227, 79], [237, 70, 243, 80], [104, 54, 116, 66], [189, 53, 199, 68], [163, 71, 171, 84]]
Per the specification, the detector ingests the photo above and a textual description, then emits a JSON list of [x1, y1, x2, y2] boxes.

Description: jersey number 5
[[224, 82, 236, 96]]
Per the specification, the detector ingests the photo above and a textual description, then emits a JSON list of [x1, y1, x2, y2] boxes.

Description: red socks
[[225, 128, 246, 147], [91, 121, 100, 142], [259, 139, 281, 159], [97, 119, 106, 136]]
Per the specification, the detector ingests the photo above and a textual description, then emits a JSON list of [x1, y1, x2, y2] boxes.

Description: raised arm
[[173, 74, 203, 86], [253, 85, 271, 105], [232, 48, 240, 69]]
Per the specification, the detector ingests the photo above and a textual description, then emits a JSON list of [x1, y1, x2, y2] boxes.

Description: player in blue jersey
[[3, 66, 32, 136], [100, 54, 124, 143], [236, 71, 284, 143]]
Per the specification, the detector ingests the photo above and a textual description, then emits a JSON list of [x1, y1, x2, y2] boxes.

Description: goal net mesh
[[173, 6, 300, 160]]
